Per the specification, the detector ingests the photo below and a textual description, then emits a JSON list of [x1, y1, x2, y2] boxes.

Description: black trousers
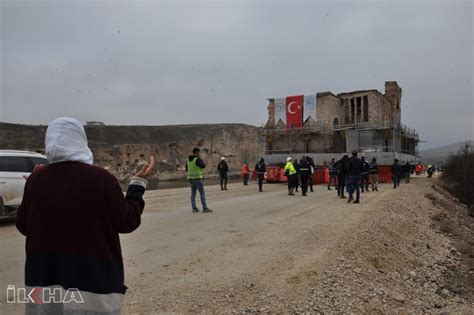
[[257, 174, 264, 191], [337, 175, 346, 196], [243, 174, 249, 185], [328, 175, 337, 188], [393, 175, 401, 187], [288, 174, 298, 188], [308, 175, 314, 191], [220, 173, 228, 188], [360, 174, 369, 191], [301, 176, 309, 195]]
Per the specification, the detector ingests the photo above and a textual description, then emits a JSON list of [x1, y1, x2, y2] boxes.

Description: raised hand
[[135, 156, 156, 179], [23, 164, 45, 180]]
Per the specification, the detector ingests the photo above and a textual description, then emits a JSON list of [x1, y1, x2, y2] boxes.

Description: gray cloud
[[1, 0, 472, 149]]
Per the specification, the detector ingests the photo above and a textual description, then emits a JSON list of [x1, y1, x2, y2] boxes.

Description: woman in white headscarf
[[45, 117, 94, 165], [17, 117, 155, 315]]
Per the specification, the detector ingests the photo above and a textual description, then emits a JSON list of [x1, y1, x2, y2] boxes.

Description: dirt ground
[[0, 176, 472, 314]]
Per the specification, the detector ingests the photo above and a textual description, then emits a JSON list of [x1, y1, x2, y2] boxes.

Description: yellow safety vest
[[284, 162, 297, 176], [187, 157, 204, 180]]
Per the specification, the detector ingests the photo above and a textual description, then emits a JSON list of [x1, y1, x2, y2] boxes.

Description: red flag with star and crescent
[[285, 95, 304, 128]]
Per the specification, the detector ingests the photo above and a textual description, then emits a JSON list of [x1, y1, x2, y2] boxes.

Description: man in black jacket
[[360, 157, 370, 193], [369, 157, 379, 191], [328, 158, 338, 190], [255, 158, 266, 192], [403, 161, 411, 184], [335, 155, 349, 198], [391, 159, 402, 189], [217, 157, 229, 190], [299, 157, 311, 196], [345, 150, 363, 203], [306, 156, 315, 192]]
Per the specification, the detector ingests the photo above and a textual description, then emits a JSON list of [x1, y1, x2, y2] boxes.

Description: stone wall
[[315, 93, 343, 128], [0, 123, 264, 188], [384, 81, 402, 126], [307, 133, 335, 153]]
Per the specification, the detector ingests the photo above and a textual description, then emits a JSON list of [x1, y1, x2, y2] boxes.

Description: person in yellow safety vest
[[284, 157, 298, 196], [427, 164, 434, 178], [186, 147, 212, 213]]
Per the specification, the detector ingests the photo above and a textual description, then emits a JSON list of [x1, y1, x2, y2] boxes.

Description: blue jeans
[[190, 180, 208, 210], [347, 175, 360, 200]]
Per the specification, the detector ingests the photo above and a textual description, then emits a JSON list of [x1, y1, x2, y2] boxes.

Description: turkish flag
[[286, 95, 304, 128]]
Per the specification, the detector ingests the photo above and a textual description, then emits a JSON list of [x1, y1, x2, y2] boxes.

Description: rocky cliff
[[0, 122, 264, 188]]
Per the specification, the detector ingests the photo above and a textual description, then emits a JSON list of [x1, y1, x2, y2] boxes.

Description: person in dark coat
[[299, 157, 311, 196], [345, 150, 363, 203], [217, 157, 229, 190], [403, 161, 411, 184], [16, 117, 156, 314], [335, 155, 349, 198], [369, 157, 379, 191], [328, 158, 338, 190], [391, 159, 402, 189], [255, 158, 266, 192], [360, 157, 370, 193], [306, 156, 315, 192]]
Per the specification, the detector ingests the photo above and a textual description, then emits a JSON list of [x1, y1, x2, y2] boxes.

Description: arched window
[[333, 117, 339, 128]]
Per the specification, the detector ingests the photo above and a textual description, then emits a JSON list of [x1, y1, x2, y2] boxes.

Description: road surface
[[0, 179, 402, 313]]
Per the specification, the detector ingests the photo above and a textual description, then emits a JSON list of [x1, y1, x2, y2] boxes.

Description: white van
[[0, 150, 48, 221]]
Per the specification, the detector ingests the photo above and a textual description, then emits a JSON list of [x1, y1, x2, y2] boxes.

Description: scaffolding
[[263, 121, 419, 156]]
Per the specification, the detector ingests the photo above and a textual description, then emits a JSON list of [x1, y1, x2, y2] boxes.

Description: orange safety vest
[[242, 165, 249, 175]]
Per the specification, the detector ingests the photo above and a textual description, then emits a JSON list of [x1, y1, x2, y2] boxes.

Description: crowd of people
[[189, 149, 440, 211], [281, 151, 425, 204]]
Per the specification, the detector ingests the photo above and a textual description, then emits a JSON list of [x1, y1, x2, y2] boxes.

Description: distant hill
[[0, 122, 260, 149], [0, 122, 264, 187], [420, 141, 473, 163]]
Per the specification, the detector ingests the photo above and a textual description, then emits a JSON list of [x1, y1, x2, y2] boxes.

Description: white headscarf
[[45, 117, 94, 165]]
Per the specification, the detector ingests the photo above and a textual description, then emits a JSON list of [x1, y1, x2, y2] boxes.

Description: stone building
[[264, 81, 418, 161]]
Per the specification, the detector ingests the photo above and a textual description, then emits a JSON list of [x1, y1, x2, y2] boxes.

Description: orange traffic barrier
[[313, 167, 329, 184], [265, 166, 286, 183], [377, 166, 392, 183]]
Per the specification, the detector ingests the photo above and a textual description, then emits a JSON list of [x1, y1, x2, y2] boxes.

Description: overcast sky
[[0, 0, 472, 149]]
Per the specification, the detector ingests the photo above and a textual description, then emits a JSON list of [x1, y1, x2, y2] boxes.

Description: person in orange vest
[[242, 163, 250, 185], [415, 163, 422, 176]]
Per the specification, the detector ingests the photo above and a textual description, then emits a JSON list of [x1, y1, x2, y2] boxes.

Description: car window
[[29, 157, 49, 169], [0, 156, 30, 172]]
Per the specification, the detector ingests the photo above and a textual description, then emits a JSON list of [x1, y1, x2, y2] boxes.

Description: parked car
[[0, 150, 48, 221]]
